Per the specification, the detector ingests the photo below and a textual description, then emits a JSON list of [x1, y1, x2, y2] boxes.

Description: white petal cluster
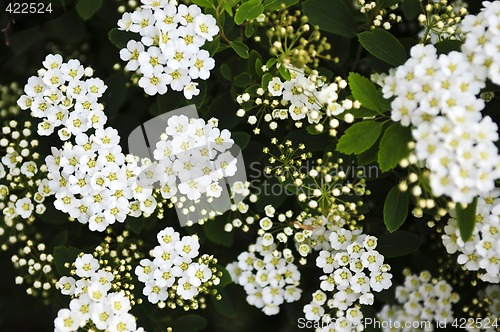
[[237, 66, 351, 129], [135, 227, 217, 304], [442, 191, 500, 283], [379, 43, 500, 204], [461, 1, 500, 85], [226, 236, 302, 316], [377, 270, 460, 332], [47, 139, 157, 231], [303, 225, 391, 331], [55, 254, 143, 332], [17, 54, 108, 138], [17, 55, 160, 232], [152, 114, 237, 201], [118, 2, 219, 98]]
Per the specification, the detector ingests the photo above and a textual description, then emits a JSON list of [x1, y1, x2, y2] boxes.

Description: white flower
[[120, 40, 145, 71], [58, 276, 77, 296], [138, 66, 170, 95], [304, 302, 325, 321], [174, 235, 200, 259], [54, 308, 84, 332], [193, 14, 219, 41], [188, 50, 215, 80], [268, 77, 284, 97], [75, 254, 100, 278], [14, 197, 34, 219], [183, 82, 200, 99], [42, 54, 63, 70]]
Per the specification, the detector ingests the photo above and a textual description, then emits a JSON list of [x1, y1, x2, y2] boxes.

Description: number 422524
[[6, 2, 53, 14]]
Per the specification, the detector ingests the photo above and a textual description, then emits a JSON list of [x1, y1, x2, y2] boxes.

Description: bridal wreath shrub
[[0, 0, 499, 331]]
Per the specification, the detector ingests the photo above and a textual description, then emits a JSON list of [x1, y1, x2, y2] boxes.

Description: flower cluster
[[55, 248, 143, 332], [256, 9, 334, 69], [135, 227, 221, 310], [303, 222, 392, 331], [148, 114, 244, 226], [355, 0, 402, 30], [377, 270, 460, 331], [461, 1, 500, 85], [46, 134, 159, 232], [379, 43, 500, 204], [442, 191, 500, 283], [226, 236, 302, 316], [117, 2, 218, 98], [0, 118, 48, 225], [12, 239, 55, 299], [152, 115, 237, 201], [17, 55, 162, 232], [236, 65, 355, 135], [418, 0, 468, 43], [17, 54, 108, 139]]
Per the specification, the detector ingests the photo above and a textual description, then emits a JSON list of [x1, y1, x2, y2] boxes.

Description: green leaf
[[53, 246, 81, 276], [234, 0, 265, 25], [103, 71, 127, 116], [204, 36, 220, 56], [383, 185, 409, 232], [211, 289, 237, 318], [264, 0, 299, 10], [456, 197, 478, 242], [351, 106, 380, 118], [245, 22, 255, 37], [75, 0, 103, 20], [357, 143, 379, 165], [108, 28, 139, 49], [230, 41, 250, 58], [216, 265, 234, 287], [402, 0, 421, 20], [202, 217, 234, 247], [255, 58, 263, 77], [348, 72, 387, 113], [337, 121, 384, 155], [232, 131, 251, 150], [358, 29, 407, 66], [220, 63, 233, 81], [233, 72, 253, 88], [126, 217, 145, 235], [279, 65, 291, 80], [223, 1, 234, 15], [302, 0, 356, 38], [191, 0, 215, 8], [377, 230, 424, 258], [435, 39, 464, 54], [51, 231, 68, 248], [262, 72, 273, 89], [378, 123, 412, 172], [170, 314, 207, 332], [248, 50, 263, 76], [266, 58, 278, 69]]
